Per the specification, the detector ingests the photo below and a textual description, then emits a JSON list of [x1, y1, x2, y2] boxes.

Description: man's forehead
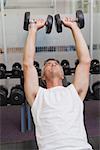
[[44, 59, 60, 65]]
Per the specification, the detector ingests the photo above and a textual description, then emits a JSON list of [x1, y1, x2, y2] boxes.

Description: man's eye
[[48, 63, 51, 65]]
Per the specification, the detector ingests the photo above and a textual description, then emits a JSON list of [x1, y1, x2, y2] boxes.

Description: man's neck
[[46, 78, 63, 89]]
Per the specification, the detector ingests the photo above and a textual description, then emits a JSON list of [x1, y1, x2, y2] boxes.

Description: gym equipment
[[61, 59, 71, 75], [55, 14, 62, 33], [0, 85, 8, 106], [10, 85, 25, 105], [23, 12, 53, 33], [39, 78, 47, 88], [12, 62, 22, 77], [55, 10, 85, 33], [90, 59, 100, 74], [0, 63, 6, 79], [0, 0, 6, 7], [34, 61, 41, 76], [85, 86, 92, 100], [92, 81, 100, 100], [75, 59, 79, 68], [62, 76, 71, 87]]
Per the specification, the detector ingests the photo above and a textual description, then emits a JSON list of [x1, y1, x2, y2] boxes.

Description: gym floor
[[0, 136, 99, 150], [0, 100, 99, 150]]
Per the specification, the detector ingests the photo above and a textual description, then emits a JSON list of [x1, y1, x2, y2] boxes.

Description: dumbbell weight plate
[[75, 59, 79, 68], [0, 86, 8, 106], [23, 12, 30, 31], [12, 62, 22, 77], [92, 81, 100, 100], [34, 61, 41, 76], [90, 59, 100, 74], [46, 15, 53, 34], [55, 14, 62, 33], [76, 10, 85, 29], [34, 61, 39, 69], [61, 59, 71, 75], [10, 85, 25, 105], [0, 63, 6, 79]]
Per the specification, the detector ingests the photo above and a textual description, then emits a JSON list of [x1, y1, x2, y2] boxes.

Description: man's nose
[[52, 63, 56, 66]]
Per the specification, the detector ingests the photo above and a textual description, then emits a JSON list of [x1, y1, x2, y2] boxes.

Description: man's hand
[[62, 17, 78, 30], [29, 19, 45, 32]]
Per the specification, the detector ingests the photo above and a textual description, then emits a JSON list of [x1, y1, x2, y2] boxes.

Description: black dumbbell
[[12, 62, 22, 77], [62, 76, 71, 87], [23, 12, 53, 34], [85, 86, 92, 100], [61, 59, 71, 75], [34, 61, 41, 76], [39, 78, 47, 88], [55, 10, 85, 33], [75, 59, 79, 68], [0, 85, 8, 106], [92, 81, 100, 100], [90, 59, 100, 74], [10, 85, 25, 105], [0, 63, 6, 79]]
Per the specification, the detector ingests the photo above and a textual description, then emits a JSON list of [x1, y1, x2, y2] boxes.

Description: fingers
[[62, 16, 77, 29], [62, 17, 75, 23], [32, 19, 45, 25], [29, 18, 45, 31], [28, 22, 37, 31]]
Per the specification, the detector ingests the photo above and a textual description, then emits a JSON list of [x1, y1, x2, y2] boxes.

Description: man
[[23, 17, 93, 150]]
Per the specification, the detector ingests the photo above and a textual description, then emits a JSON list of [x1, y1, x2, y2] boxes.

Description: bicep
[[73, 63, 90, 101], [23, 65, 39, 106]]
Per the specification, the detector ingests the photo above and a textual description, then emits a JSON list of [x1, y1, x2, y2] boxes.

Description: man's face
[[42, 60, 64, 80]]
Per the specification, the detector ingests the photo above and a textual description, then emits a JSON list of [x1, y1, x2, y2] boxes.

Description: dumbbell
[[0, 63, 6, 79], [10, 85, 25, 105], [39, 78, 47, 88], [90, 59, 100, 74], [61, 59, 71, 75], [62, 76, 71, 87], [55, 10, 85, 33], [0, 85, 8, 106], [12, 62, 22, 77], [92, 81, 100, 100], [23, 12, 53, 34], [85, 86, 92, 100], [75, 59, 79, 68], [34, 61, 41, 76]]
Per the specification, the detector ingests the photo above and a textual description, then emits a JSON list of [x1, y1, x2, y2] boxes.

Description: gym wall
[[0, 9, 100, 90]]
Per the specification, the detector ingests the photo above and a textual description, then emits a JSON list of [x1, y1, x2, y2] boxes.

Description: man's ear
[[61, 67, 64, 80], [61, 74, 64, 81]]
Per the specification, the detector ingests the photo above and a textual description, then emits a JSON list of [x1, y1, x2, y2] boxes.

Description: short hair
[[44, 58, 60, 65]]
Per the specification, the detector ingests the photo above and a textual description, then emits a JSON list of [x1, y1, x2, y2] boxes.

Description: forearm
[[71, 25, 91, 63], [23, 29, 37, 66]]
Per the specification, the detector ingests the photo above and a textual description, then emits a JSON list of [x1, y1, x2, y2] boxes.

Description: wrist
[[71, 23, 80, 31], [28, 23, 37, 33], [28, 28, 37, 37], [71, 22, 79, 30]]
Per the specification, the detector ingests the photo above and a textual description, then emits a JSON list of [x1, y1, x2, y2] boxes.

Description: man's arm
[[23, 19, 45, 106], [62, 17, 91, 101]]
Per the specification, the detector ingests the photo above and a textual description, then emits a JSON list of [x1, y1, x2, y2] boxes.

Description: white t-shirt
[[31, 84, 93, 150]]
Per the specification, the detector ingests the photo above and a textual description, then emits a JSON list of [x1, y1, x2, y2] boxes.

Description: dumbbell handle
[[74, 18, 78, 22], [64, 18, 78, 22], [29, 19, 37, 24], [29, 19, 48, 26], [29, 19, 48, 29]]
